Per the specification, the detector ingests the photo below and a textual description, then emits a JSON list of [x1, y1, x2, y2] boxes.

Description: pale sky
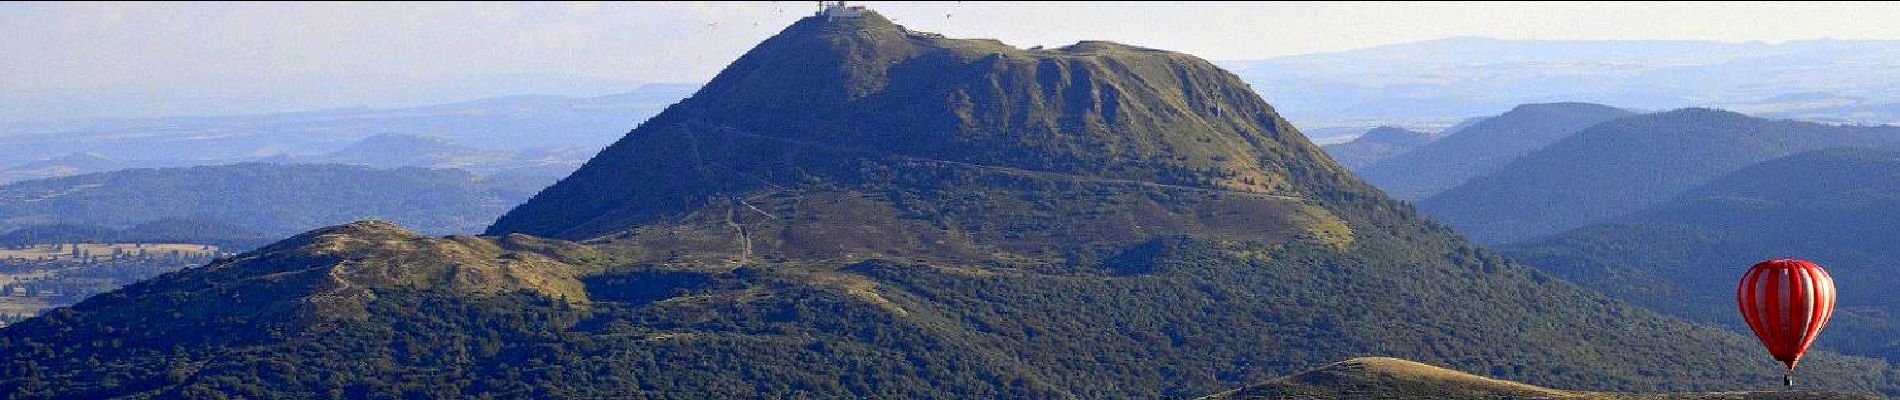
[[4, 1, 1900, 123]]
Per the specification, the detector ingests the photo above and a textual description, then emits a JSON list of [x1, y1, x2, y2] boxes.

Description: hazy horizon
[[7, 1, 1900, 124]]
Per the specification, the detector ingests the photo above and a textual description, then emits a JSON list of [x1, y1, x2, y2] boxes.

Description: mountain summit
[[488, 11, 1350, 241], [4, 10, 1895, 399]]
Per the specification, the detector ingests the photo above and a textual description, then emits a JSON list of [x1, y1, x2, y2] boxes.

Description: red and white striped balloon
[[1736, 258, 1836, 385]]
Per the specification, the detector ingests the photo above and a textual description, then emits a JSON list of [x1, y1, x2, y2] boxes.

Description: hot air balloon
[[1736, 258, 1836, 386]]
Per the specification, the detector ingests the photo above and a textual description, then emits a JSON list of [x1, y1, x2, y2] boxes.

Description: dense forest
[[0, 218, 270, 251]]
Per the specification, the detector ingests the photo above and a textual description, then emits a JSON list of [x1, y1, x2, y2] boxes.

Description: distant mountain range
[[1356, 103, 1633, 200], [0, 163, 541, 242], [1419, 108, 1900, 244], [0, 84, 695, 183], [1319, 126, 1436, 168], [1224, 37, 1900, 129], [0, 152, 129, 185], [16, 37, 1900, 188], [1502, 148, 1900, 364]]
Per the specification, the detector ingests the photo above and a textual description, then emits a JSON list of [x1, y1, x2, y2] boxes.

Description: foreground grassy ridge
[[6, 220, 1892, 398], [1202, 357, 1877, 400]]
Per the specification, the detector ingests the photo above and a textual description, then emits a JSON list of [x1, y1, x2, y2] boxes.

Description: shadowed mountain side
[[1421, 108, 1900, 244], [1355, 103, 1632, 200], [1502, 148, 1900, 364]]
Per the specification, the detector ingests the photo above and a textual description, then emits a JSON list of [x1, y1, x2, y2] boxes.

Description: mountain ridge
[[1421, 108, 1900, 244], [0, 162, 541, 238], [1322, 126, 1436, 168], [1502, 147, 1900, 364], [1356, 102, 1632, 200]]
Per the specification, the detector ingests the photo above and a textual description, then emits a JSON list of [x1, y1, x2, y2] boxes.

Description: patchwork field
[[0, 243, 219, 262]]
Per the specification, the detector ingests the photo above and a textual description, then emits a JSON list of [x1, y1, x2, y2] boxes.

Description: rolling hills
[[1355, 102, 1632, 200], [0, 163, 542, 240], [1420, 108, 1900, 244], [0, 153, 127, 184], [1224, 37, 1900, 127], [1321, 126, 1436, 168], [0, 84, 695, 183]]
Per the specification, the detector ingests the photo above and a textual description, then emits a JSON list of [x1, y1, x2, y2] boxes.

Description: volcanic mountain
[[3, 11, 1894, 399]]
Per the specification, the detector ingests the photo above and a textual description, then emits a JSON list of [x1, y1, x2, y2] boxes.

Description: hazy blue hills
[[256, 133, 578, 188], [1502, 148, 1900, 364], [309, 132, 499, 169], [0, 163, 541, 242], [0, 152, 129, 185], [0, 84, 694, 183], [1224, 37, 1900, 127], [1420, 108, 1900, 244], [1320, 126, 1436, 168], [1355, 102, 1632, 200]]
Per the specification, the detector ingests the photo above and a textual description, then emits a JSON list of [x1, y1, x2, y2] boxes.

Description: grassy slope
[[1201, 357, 1876, 400]]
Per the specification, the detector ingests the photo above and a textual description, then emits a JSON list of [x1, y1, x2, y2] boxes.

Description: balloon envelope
[[1736, 258, 1836, 371]]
